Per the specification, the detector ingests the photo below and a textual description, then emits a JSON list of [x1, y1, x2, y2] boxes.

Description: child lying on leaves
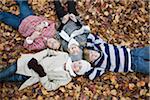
[[82, 33, 150, 80], [0, 49, 91, 91]]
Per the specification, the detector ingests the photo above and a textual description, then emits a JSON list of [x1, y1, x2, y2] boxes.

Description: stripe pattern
[[85, 34, 132, 80]]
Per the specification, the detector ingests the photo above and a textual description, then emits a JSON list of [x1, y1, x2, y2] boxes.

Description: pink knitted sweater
[[18, 15, 56, 51]]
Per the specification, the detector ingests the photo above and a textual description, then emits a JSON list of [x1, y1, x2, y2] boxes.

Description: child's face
[[68, 44, 80, 55], [71, 60, 82, 73], [47, 38, 60, 50], [88, 50, 100, 62]]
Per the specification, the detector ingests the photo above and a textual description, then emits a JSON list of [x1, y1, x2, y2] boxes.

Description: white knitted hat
[[75, 60, 91, 75], [68, 38, 79, 49]]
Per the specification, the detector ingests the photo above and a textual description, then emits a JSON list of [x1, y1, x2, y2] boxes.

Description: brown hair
[[83, 48, 90, 62]]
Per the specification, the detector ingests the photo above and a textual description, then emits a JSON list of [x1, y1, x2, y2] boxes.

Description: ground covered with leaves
[[0, 0, 150, 99]]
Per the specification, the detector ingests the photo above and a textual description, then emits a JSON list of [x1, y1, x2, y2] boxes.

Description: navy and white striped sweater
[[85, 34, 132, 80]]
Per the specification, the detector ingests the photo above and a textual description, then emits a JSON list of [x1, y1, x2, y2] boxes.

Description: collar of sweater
[[59, 25, 90, 42], [65, 57, 77, 77]]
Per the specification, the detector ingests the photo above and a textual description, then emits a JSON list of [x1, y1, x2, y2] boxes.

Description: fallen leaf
[[110, 89, 117, 96], [0, 43, 4, 50]]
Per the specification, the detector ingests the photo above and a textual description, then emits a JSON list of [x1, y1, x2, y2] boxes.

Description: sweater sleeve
[[40, 74, 71, 91], [47, 49, 68, 57], [39, 76, 60, 91], [24, 38, 46, 51], [87, 33, 106, 51], [33, 49, 49, 61], [87, 34, 106, 46], [85, 67, 105, 80]]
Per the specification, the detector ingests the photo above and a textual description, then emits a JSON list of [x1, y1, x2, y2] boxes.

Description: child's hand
[[62, 14, 69, 24], [69, 13, 77, 22], [35, 21, 49, 31], [25, 37, 33, 44], [30, 31, 41, 39]]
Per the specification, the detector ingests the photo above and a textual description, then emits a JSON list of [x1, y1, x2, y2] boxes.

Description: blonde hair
[[83, 48, 90, 62]]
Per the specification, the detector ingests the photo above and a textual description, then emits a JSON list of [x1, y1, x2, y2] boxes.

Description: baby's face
[[88, 50, 100, 62], [71, 60, 82, 73], [68, 44, 80, 55], [47, 38, 60, 50]]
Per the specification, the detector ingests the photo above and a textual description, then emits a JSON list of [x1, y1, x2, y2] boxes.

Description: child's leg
[[54, 0, 67, 21], [131, 46, 150, 60], [67, 0, 82, 26], [16, 0, 34, 20], [131, 46, 150, 74], [131, 56, 150, 74], [67, 0, 78, 16], [0, 12, 21, 29], [0, 62, 17, 81], [1, 74, 30, 82]]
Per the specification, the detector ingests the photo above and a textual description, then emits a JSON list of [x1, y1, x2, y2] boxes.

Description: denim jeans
[[0, 62, 29, 82], [0, 0, 33, 29], [131, 46, 150, 74]]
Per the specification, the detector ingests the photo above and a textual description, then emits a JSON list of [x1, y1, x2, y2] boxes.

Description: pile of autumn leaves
[[0, 0, 149, 99]]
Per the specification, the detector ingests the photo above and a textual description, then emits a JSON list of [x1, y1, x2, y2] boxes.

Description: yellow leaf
[[110, 89, 117, 96], [115, 15, 119, 23], [140, 89, 147, 96], [66, 82, 74, 89], [41, 88, 49, 95], [38, 0, 46, 6], [37, 95, 43, 100], [59, 87, 65, 92], [21, 95, 28, 100]]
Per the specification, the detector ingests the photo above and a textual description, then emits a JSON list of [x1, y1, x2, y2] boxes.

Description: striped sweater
[[19, 15, 56, 51], [85, 34, 132, 80]]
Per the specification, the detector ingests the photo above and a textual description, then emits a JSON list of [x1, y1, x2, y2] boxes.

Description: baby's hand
[[30, 31, 41, 39], [25, 37, 33, 44], [35, 21, 49, 31]]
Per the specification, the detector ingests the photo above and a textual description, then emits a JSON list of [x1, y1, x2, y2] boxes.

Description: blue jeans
[[0, 0, 33, 29], [131, 46, 150, 74], [0, 62, 29, 82]]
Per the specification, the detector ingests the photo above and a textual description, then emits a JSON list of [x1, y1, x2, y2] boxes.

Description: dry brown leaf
[[137, 81, 145, 87], [59, 87, 65, 93], [140, 89, 147, 96], [110, 76, 117, 84], [37, 95, 43, 100], [21, 95, 28, 100], [110, 89, 117, 96], [41, 88, 49, 95], [128, 83, 135, 90], [0, 43, 4, 50]]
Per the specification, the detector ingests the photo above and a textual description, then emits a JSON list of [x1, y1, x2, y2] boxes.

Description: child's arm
[[40, 76, 61, 91], [87, 33, 106, 51], [39, 71, 71, 91], [24, 38, 46, 51], [87, 33, 106, 46], [48, 49, 68, 56], [85, 67, 105, 80]]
